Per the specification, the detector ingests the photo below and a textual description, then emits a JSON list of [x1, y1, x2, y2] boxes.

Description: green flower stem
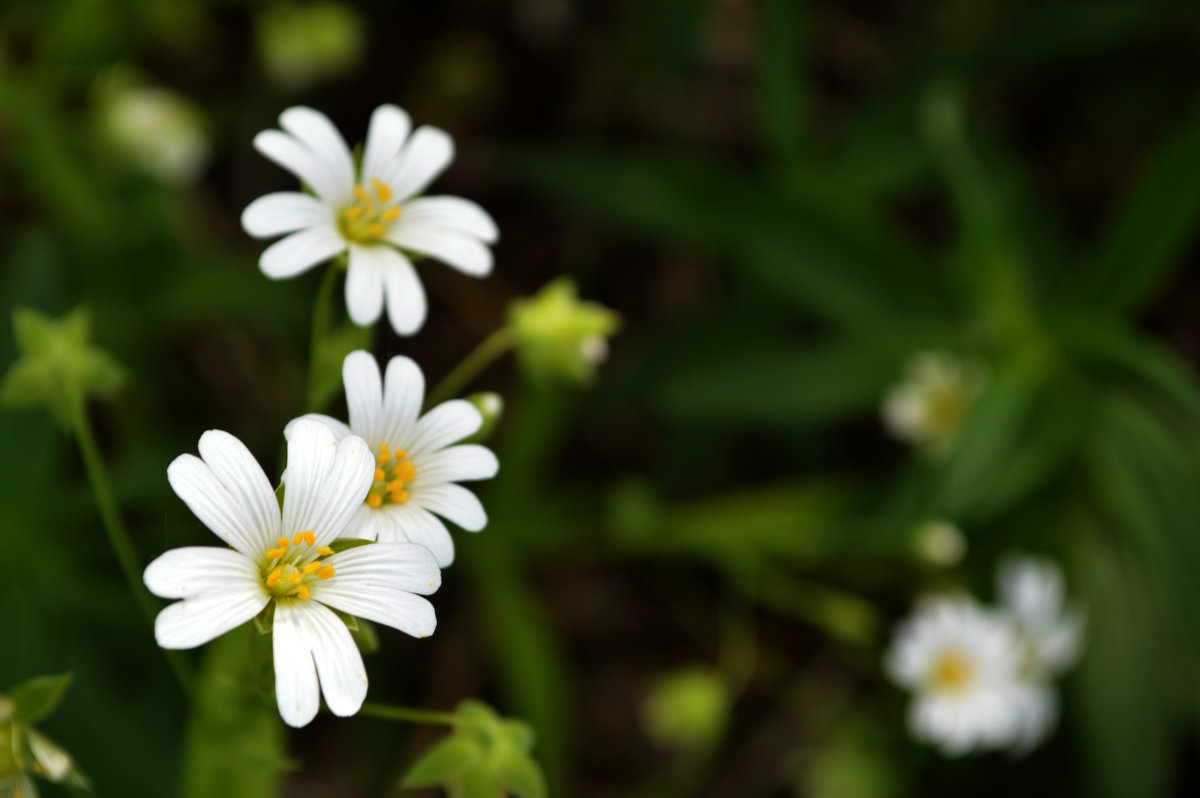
[[425, 328, 514, 410], [305, 264, 342, 411], [359, 702, 461, 726], [70, 398, 192, 694]]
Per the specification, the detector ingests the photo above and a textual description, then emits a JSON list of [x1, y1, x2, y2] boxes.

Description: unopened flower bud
[[507, 278, 620, 385], [257, 2, 364, 89]]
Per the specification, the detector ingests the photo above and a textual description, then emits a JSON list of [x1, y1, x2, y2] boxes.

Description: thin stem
[[305, 264, 341, 411], [71, 399, 193, 695], [425, 328, 514, 409], [359, 702, 461, 727]]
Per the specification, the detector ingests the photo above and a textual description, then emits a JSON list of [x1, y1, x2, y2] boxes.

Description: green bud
[[913, 519, 967, 567], [0, 720, 16, 779], [507, 278, 620, 386], [464, 392, 504, 443], [642, 667, 730, 752], [96, 72, 210, 185], [257, 2, 364, 90], [8, 674, 73, 726], [1, 308, 124, 428]]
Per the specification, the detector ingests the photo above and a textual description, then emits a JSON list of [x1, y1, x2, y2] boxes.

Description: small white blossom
[[144, 419, 441, 728], [882, 351, 984, 458], [887, 596, 1028, 756], [242, 105, 498, 336], [288, 351, 499, 567]]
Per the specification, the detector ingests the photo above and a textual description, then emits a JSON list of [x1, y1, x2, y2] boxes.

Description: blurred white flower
[[144, 420, 441, 728], [914, 519, 967, 567], [997, 554, 1084, 752], [242, 105, 498, 336], [882, 351, 984, 458], [887, 596, 1028, 756], [100, 85, 210, 184], [287, 351, 499, 568]]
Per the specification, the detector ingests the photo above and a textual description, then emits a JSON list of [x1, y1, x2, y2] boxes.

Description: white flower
[[144, 419, 441, 728], [101, 84, 211, 185], [882, 351, 983, 458], [288, 350, 499, 568], [887, 596, 1028, 756], [241, 105, 498, 336]]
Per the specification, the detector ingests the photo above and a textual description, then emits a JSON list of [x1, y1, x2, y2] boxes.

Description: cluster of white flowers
[[886, 554, 1083, 756], [144, 105, 501, 727]]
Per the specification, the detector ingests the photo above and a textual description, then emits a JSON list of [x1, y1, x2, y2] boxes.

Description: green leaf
[[494, 749, 547, 798], [1083, 99, 1200, 312], [756, 0, 809, 162], [402, 735, 484, 788], [8, 673, 73, 724]]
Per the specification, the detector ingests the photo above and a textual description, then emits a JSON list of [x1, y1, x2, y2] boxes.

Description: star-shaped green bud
[[507, 278, 620, 386]]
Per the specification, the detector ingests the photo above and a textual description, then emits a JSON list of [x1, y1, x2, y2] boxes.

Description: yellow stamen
[[295, 584, 310, 600], [343, 206, 363, 218], [394, 449, 407, 459], [397, 462, 417, 482], [374, 468, 386, 481], [390, 490, 408, 503], [303, 561, 321, 575], [265, 547, 286, 559], [372, 178, 393, 202], [266, 569, 282, 587], [353, 184, 370, 202], [316, 546, 335, 556], [378, 443, 391, 464], [288, 572, 303, 585], [381, 206, 401, 221], [277, 537, 290, 548], [293, 532, 304, 545], [367, 222, 385, 236], [387, 479, 405, 492], [367, 493, 383, 508], [317, 565, 336, 580], [304, 530, 316, 546]]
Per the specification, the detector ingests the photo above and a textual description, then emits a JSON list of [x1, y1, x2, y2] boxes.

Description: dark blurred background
[[4, 1, 1200, 796]]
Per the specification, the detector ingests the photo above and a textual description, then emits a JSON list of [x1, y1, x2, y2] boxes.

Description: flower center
[[367, 442, 417, 508], [338, 179, 402, 244], [929, 650, 974, 692], [262, 529, 336, 600]]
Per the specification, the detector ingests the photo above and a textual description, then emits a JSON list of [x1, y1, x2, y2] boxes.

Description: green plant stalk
[[425, 328, 514, 409], [70, 398, 192, 694], [306, 264, 342, 410], [359, 702, 461, 726]]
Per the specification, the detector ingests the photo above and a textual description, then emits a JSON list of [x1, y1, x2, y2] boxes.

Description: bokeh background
[[3, 0, 1200, 796]]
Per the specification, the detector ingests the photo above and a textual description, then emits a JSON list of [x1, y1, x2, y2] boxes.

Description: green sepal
[[401, 735, 484, 787], [494, 748, 546, 798], [8, 674, 73, 725], [253, 603, 276, 636], [329, 538, 374, 553]]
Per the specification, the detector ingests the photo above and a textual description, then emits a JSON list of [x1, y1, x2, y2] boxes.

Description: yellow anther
[[303, 561, 321, 575], [367, 493, 383, 508], [343, 206, 363, 218], [381, 206, 401, 221], [293, 532, 304, 545], [277, 537, 290, 548], [367, 222, 385, 236], [378, 443, 391, 463], [317, 565, 336, 580], [265, 548, 286, 559], [372, 178, 393, 202], [390, 490, 409, 503], [317, 546, 335, 556], [304, 530, 316, 546], [353, 184, 370, 202], [387, 479, 405, 492], [397, 462, 417, 481], [288, 572, 303, 585], [374, 468, 386, 481], [266, 569, 282, 587], [295, 584, 311, 600], [31, 761, 45, 775], [395, 449, 407, 459]]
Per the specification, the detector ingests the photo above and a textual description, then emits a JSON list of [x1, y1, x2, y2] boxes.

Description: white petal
[[284, 413, 352, 442], [401, 196, 498, 243], [377, 504, 455, 567], [416, 445, 498, 484], [383, 247, 427, 336], [260, 226, 345, 279], [379, 355, 426, 446], [273, 600, 320, 727], [154, 585, 269, 650], [413, 482, 487, 532], [197, 430, 281, 546], [387, 222, 492, 277], [342, 349, 384, 443], [253, 129, 345, 205], [278, 107, 355, 204], [320, 542, 442, 594], [168, 437, 277, 557], [144, 547, 263, 599], [408, 400, 483, 457], [387, 125, 454, 200], [341, 503, 379, 541], [298, 600, 369, 717], [345, 245, 386, 325], [281, 421, 375, 546], [241, 192, 332, 239], [363, 104, 412, 184]]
